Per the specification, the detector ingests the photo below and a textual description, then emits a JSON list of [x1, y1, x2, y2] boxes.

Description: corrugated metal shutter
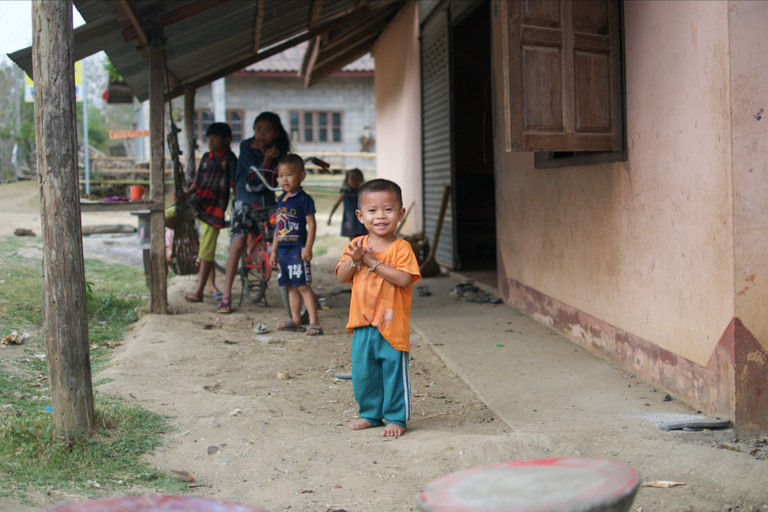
[[421, 7, 454, 269]]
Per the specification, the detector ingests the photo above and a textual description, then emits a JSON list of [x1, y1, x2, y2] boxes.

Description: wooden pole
[[148, 42, 167, 314], [31, 0, 94, 440], [184, 86, 196, 183]]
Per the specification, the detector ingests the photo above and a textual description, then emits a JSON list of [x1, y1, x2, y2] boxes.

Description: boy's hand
[[301, 247, 313, 262], [343, 238, 372, 263], [270, 250, 278, 269]]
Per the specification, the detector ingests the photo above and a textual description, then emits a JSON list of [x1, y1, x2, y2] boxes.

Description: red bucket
[[44, 496, 268, 512]]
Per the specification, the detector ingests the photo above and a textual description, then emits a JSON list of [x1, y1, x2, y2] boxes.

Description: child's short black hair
[[206, 122, 232, 139], [357, 179, 403, 208], [279, 154, 304, 172], [346, 168, 364, 181]]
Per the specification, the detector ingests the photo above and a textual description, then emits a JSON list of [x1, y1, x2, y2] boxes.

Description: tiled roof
[[243, 42, 374, 73]]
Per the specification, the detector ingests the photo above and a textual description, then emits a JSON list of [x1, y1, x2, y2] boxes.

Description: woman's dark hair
[[344, 168, 364, 187], [254, 112, 291, 156]]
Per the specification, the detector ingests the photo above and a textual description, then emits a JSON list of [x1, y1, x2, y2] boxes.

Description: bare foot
[[348, 419, 377, 430], [382, 423, 406, 437]]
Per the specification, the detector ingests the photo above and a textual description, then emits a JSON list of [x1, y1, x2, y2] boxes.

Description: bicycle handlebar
[[248, 156, 332, 192]]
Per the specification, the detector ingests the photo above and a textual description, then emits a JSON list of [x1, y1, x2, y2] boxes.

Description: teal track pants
[[351, 325, 411, 428]]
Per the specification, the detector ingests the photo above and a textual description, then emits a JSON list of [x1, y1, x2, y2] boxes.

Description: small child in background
[[335, 179, 421, 437], [270, 155, 322, 336], [327, 168, 367, 240]]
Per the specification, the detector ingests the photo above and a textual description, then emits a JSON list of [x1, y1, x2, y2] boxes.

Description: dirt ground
[[2, 180, 768, 512]]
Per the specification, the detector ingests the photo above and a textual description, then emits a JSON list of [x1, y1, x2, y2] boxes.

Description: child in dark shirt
[[269, 155, 322, 336], [327, 168, 367, 239], [166, 122, 236, 303]]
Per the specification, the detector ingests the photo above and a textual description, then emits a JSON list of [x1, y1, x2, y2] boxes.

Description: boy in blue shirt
[[269, 154, 322, 336]]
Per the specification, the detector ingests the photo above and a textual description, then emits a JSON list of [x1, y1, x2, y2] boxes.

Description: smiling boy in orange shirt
[[335, 179, 421, 437]]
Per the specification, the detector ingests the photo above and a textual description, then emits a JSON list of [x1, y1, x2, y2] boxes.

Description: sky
[[0, 1, 85, 59]]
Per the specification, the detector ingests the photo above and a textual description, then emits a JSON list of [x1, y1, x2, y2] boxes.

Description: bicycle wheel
[[280, 286, 309, 324], [242, 252, 267, 303]]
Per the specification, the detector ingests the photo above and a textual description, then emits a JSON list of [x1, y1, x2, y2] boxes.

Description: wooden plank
[[105, 0, 182, 89], [117, 0, 148, 44], [307, 39, 376, 88], [148, 44, 167, 315], [81, 224, 136, 235], [31, 0, 94, 441], [309, 0, 324, 29], [303, 37, 321, 89], [184, 87, 197, 182], [501, 0, 514, 152], [252, 0, 266, 54], [80, 201, 165, 212], [562, 0, 575, 134]]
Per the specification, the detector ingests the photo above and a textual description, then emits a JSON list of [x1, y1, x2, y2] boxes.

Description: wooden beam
[[148, 44, 168, 314], [303, 37, 321, 89], [252, 0, 266, 54], [170, 1, 403, 98], [321, 14, 390, 54], [106, 0, 182, 89], [307, 39, 375, 88], [309, 0, 324, 29], [117, 0, 148, 44], [31, 0, 94, 441], [184, 87, 197, 183]]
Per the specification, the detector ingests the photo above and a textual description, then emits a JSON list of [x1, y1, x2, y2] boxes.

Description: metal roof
[[8, 0, 403, 101]]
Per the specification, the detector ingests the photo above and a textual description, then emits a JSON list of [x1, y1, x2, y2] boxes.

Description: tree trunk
[[31, 0, 94, 440]]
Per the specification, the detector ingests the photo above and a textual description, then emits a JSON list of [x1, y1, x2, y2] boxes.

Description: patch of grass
[[0, 237, 185, 500], [0, 386, 186, 500]]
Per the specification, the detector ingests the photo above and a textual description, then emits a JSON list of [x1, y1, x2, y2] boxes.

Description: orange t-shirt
[[335, 236, 421, 352]]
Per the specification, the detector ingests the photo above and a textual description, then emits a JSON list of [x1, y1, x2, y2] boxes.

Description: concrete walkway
[[411, 276, 768, 511]]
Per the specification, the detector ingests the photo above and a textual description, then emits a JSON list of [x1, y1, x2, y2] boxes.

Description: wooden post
[[148, 42, 167, 314], [31, 0, 94, 440], [184, 86, 197, 182]]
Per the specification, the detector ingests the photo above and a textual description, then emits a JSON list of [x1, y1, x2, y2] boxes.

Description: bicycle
[[237, 157, 331, 320]]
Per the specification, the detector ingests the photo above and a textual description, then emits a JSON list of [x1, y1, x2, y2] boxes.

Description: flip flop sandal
[[463, 292, 478, 302], [213, 291, 223, 299], [254, 322, 270, 334], [417, 286, 432, 297], [217, 297, 233, 314], [450, 284, 478, 296], [277, 320, 305, 332], [474, 294, 491, 303], [305, 324, 324, 336], [184, 294, 203, 303]]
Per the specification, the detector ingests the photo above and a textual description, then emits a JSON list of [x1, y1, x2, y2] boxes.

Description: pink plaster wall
[[490, 0, 734, 366], [371, 2, 422, 234], [728, 1, 768, 350]]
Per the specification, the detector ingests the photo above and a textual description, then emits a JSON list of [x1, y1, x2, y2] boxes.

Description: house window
[[502, 0, 626, 166], [290, 111, 343, 143], [194, 109, 244, 145]]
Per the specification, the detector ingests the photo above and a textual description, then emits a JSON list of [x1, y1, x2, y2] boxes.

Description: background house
[[136, 42, 376, 174]]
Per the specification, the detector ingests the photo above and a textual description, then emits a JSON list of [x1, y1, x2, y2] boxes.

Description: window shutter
[[503, 0, 623, 152]]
